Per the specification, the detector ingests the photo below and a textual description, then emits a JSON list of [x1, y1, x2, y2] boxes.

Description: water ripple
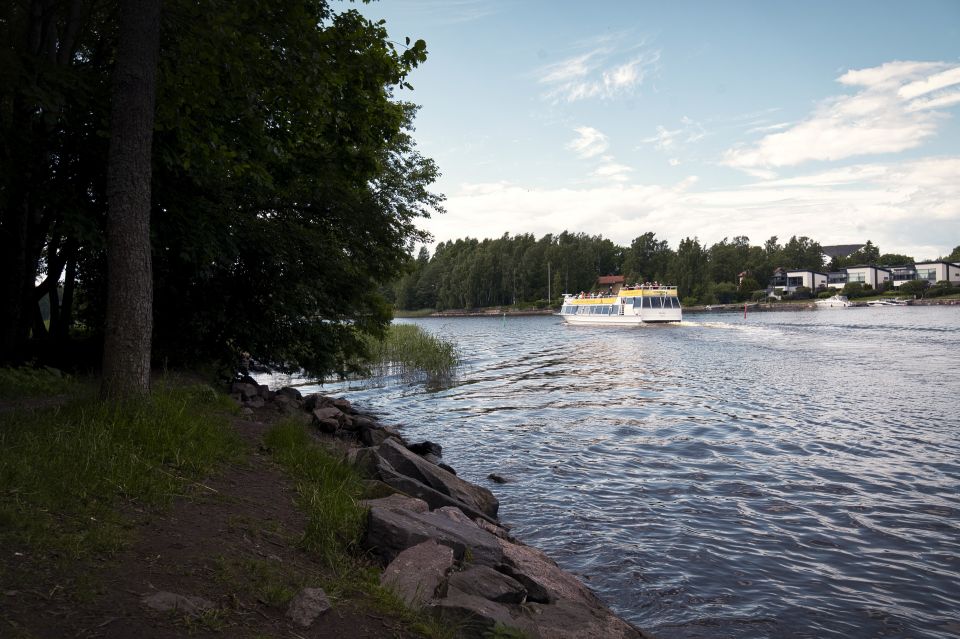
[[295, 308, 960, 639]]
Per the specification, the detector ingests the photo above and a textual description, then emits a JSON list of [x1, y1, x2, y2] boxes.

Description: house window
[[848, 273, 866, 283], [917, 268, 937, 281]]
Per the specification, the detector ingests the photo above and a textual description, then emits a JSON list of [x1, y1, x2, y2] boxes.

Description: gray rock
[[312, 406, 344, 433], [332, 397, 355, 414], [285, 587, 331, 628], [230, 382, 259, 400], [496, 538, 598, 606], [275, 386, 302, 401], [360, 424, 403, 447], [428, 587, 540, 639], [362, 493, 430, 514], [434, 505, 477, 527], [379, 467, 497, 524], [448, 565, 527, 604], [474, 517, 513, 540], [365, 505, 503, 567], [376, 439, 499, 519], [141, 591, 215, 616], [381, 540, 455, 607], [524, 599, 648, 639], [244, 396, 265, 409]]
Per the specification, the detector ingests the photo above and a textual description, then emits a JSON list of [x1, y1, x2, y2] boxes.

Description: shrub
[[841, 282, 867, 298], [751, 290, 768, 302], [899, 279, 930, 297], [925, 280, 956, 298], [793, 286, 812, 300]]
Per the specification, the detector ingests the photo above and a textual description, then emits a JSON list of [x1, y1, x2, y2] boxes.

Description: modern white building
[[768, 269, 827, 294], [841, 265, 892, 290], [890, 261, 960, 287]]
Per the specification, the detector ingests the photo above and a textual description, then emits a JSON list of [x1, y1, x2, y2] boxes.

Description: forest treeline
[[1, 1, 441, 377], [387, 233, 945, 310]]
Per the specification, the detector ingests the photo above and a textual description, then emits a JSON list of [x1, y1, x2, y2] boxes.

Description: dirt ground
[[1, 409, 424, 639]]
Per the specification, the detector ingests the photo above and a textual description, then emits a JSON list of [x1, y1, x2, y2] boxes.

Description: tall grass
[[262, 419, 368, 567], [363, 324, 461, 386], [0, 366, 77, 399], [0, 384, 242, 559]]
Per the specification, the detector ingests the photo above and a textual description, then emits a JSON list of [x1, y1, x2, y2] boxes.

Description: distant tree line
[[1, 1, 441, 378], [388, 235, 960, 310]]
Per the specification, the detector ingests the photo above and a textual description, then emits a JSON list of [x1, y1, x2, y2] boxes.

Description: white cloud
[[425, 156, 960, 261], [723, 61, 960, 174], [567, 126, 609, 158], [592, 157, 633, 181], [539, 44, 660, 102]]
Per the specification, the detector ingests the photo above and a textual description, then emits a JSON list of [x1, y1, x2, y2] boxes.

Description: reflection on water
[[294, 307, 960, 639]]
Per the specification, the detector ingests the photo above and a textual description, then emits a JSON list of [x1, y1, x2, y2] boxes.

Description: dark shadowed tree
[[100, 0, 161, 398]]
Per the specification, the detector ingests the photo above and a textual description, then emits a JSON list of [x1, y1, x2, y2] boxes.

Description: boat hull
[[559, 310, 681, 325]]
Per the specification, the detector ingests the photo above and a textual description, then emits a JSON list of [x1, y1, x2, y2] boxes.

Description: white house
[[841, 265, 891, 290], [891, 261, 960, 287], [769, 268, 827, 294]]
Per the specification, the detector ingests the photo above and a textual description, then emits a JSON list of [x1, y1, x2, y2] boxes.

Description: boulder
[[303, 393, 332, 412], [365, 505, 503, 567], [447, 565, 527, 604], [275, 386, 303, 401], [332, 397, 355, 414], [381, 540, 455, 607], [312, 406, 345, 433], [524, 600, 648, 639], [285, 587, 331, 628], [376, 439, 499, 519], [428, 588, 540, 639], [362, 493, 429, 514], [407, 440, 442, 457], [496, 538, 598, 606], [379, 467, 497, 524], [230, 381, 259, 401], [360, 424, 403, 447], [245, 395, 265, 409]]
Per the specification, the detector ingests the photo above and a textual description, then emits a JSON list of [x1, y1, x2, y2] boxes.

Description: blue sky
[[356, 0, 960, 260]]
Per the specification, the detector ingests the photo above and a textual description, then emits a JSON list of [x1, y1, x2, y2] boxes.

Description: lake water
[[297, 306, 960, 638]]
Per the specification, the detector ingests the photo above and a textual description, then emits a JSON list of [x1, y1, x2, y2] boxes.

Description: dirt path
[[2, 411, 422, 639]]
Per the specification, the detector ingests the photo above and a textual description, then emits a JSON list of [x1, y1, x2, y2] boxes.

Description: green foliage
[[1, 1, 442, 377], [793, 286, 812, 300], [0, 384, 242, 558], [841, 282, 869, 298], [925, 280, 957, 298], [0, 366, 76, 399], [878, 253, 915, 266], [945, 245, 960, 262], [899, 279, 930, 297], [262, 420, 367, 566], [361, 324, 460, 386], [712, 282, 739, 304]]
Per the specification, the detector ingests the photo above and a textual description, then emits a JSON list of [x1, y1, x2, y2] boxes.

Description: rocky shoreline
[[231, 379, 653, 639]]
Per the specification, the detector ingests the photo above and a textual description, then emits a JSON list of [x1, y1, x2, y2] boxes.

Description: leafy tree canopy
[[0, 0, 443, 377]]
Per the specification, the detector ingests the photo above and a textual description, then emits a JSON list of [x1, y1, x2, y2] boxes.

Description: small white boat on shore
[[867, 298, 908, 307], [815, 294, 853, 308], [559, 284, 682, 325]]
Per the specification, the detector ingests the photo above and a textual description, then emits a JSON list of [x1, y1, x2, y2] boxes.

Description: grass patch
[[0, 383, 242, 561], [0, 365, 78, 399], [263, 419, 368, 567], [363, 324, 461, 386], [263, 419, 458, 638]]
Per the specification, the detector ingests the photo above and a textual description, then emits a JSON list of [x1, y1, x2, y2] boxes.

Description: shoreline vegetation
[[393, 295, 960, 320], [1, 332, 648, 638]]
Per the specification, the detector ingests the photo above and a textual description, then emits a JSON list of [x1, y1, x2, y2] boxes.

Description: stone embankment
[[231, 379, 652, 639]]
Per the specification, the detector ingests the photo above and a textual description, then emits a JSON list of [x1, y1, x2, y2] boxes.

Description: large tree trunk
[[100, 0, 161, 399]]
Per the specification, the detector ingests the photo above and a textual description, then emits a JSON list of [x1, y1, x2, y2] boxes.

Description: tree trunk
[[100, 0, 161, 399]]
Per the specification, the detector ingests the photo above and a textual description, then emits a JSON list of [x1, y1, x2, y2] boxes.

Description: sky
[[354, 0, 960, 260]]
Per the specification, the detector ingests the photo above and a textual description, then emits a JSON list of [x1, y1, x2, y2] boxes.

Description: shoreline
[[396, 296, 960, 319]]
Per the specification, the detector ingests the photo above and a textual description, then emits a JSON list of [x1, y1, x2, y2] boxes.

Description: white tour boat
[[815, 294, 853, 308], [559, 284, 682, 325]]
